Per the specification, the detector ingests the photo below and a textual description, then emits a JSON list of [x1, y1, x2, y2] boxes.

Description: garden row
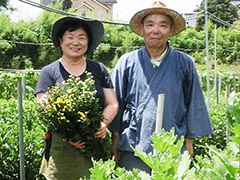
[[0, 96, 239, 180], [1, 70, 240, 99], [0, 71, 239, 179]]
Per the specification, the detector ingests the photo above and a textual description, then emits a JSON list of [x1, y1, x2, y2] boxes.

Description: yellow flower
[[52, 104, 57, 111], [78, 111, 86, 119], [60, 116, 65, 120], [56, 97, 63, 103]]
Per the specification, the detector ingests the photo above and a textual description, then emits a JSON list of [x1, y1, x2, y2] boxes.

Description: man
[[109, 1, 213, 173]]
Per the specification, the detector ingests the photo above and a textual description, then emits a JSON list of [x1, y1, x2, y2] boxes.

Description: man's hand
[[112, 132, 120, 162], [185, 138, 194, 157]]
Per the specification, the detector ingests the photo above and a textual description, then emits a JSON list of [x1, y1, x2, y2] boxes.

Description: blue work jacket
[[109, 44, 213, 154]]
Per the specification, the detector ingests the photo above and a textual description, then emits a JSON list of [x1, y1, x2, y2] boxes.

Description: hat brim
[[130, 7, 185, 36], [52, 16, 104, 54]]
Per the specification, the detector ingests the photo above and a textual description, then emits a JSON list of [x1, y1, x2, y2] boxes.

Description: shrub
[[226, 91, 240, 127], [0, 99, 45, 180], [0, 72, 39, 100], [194, 91, 228, 156]]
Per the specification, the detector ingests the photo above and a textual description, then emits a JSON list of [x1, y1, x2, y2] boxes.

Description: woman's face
[[59, 27, 89, 59]]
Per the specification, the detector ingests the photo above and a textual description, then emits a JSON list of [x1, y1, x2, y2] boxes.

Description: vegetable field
[[0, 71, 239, 180]]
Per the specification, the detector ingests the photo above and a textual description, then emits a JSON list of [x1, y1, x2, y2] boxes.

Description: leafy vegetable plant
[[86, 126, 240, 180]]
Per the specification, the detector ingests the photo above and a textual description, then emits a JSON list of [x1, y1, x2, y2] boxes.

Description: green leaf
[[89, 158, 116, 180], [207, 145, 238, 177], [177, 151, 191, 178]]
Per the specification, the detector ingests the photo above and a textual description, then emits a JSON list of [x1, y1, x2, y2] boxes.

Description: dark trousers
[[118, 151, 151, 173]]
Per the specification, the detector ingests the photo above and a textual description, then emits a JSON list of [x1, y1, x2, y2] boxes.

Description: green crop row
[[87, 124, 239, 180], [0, 73, 239, 179], [0, 99, 45, 180], [1, 70, 239, 101]]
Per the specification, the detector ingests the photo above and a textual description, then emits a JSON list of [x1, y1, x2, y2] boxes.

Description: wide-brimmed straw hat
[[52, 16, 104, 54], [130, 1, 185, 36]]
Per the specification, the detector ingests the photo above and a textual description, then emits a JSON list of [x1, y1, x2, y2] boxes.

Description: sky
[[113, 0, 203, 22], [8, 0, 203, 22]]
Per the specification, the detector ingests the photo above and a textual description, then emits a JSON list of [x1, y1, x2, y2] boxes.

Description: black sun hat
[[130, 1, 185, 37], [52, 16, 104, 54]]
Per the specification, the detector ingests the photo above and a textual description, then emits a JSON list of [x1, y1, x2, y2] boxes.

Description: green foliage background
[[0, 1, 239, 179], [0, 72, 39, 99], [196, 0, 239, 30], [0, 3, 239, 69]]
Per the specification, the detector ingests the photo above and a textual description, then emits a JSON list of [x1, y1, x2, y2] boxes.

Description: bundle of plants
[[37, 72, 111, 160]]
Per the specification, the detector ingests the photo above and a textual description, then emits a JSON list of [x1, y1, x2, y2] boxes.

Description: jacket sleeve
[[108, 54, 129, 133], [184, 57, 213, 138]]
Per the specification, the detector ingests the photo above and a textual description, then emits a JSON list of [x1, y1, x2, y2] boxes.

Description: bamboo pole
[[217, 74, 222, 104], [153, 94, 165, 156], [214, 24, 217, 91], [205, 0, 210, 108], [18, 79, 25, 180], [225, 85, 230, 144], [21, 75, 26, 98], [216, 76, 219, 104], [233, 75, 236, 92]]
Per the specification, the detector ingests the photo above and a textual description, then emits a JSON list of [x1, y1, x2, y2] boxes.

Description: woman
[[35, 16, 118, 180]]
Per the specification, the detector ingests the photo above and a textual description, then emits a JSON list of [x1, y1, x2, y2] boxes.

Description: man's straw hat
[[130, 1, 185, 36]]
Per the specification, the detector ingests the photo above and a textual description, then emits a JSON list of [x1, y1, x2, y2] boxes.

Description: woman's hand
[[69, 140, 86, 149], [94, 121, 107, 139], [36, 92, 49, 105], [62, 138, 85, 149], [94, 88, 118, 139]]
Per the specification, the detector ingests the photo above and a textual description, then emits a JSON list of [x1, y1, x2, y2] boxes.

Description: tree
[[196, 0, 239, 30], [0, 0, 9, 10], [62, 0, 72, 10], [0, 13, 41, 69]]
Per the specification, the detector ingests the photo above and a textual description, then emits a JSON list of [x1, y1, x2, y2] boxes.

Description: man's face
[[141, 13, 173, 49]]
